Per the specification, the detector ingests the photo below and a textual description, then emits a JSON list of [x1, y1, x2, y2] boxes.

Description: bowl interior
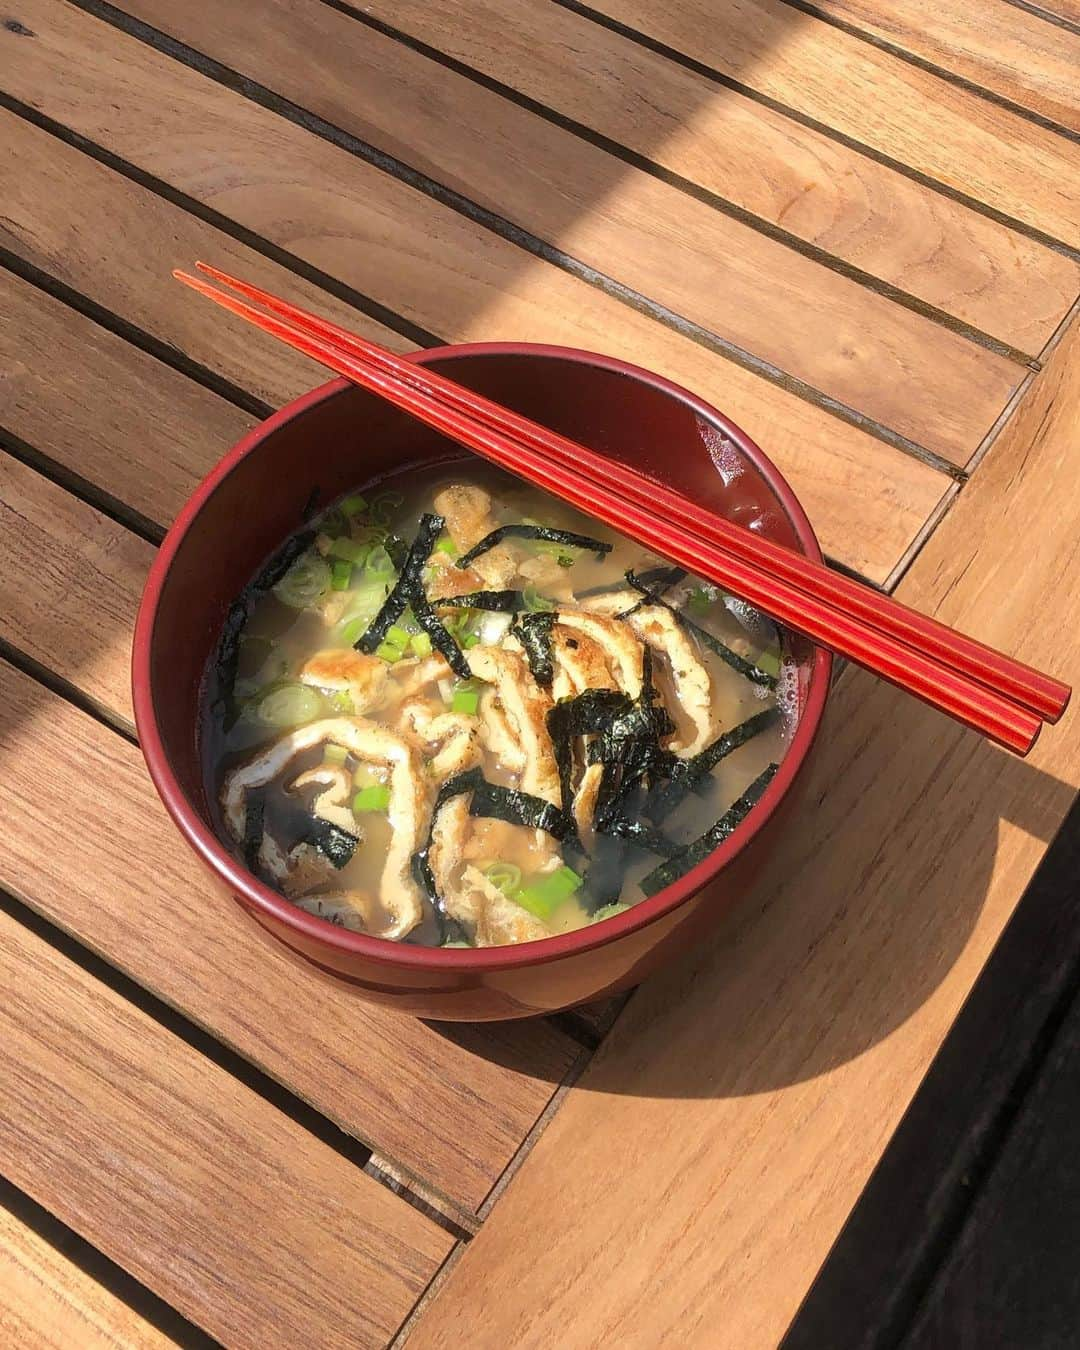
[[145, 346, 822, 928]]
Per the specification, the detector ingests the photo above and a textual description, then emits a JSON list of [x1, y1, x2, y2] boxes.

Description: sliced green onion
[[523, 584, 556, 613], [339, 494, 368, 516], [754, 647, 782, 677], [330, 560, 352, 591], [452, 688, 480, 715], [365, 545, 395, 578], [330, 689, 354, 713], [434, 534, 458, 556], [370, 490, 404, 524], [483, 862, 522, 896], [384, 623, 411, 651], [324, 743, 349, 765], [328, 536, 371, 565], [410, 632, 433, 657], [272, 554, 331, 609], [256, 683, 325, 728], [353, 785, 391, 813], [516, 865, 584, 919], [353, 764, 380, 788], [339, 616, 366, 646], [375, 640, 404, 663], [591, 902, 630, 923], [462, 633, 481, 649]]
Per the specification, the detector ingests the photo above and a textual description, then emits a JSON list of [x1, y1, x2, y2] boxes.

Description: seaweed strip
[[624, 570, 778, 690], [640, 762, 779, 895], [385, 534, 409, 572], [242, 790, 265, 872], [647, 707, 781, 823], [356, 513, 468, 676], [457, 524, 611, 569], [436, 590, 527, 612], [303, 817, 359, 869], [252, 528, 316, 593], [511, 611, 556, 686], [214, 598, 248, 730], [547, 690, 634, 821]]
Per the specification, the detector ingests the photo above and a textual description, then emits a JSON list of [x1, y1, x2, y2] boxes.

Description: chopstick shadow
[[431, 668, 1078, 1095]]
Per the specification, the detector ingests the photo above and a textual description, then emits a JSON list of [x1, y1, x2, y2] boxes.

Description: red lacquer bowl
[[133, 343, 832, 1020]]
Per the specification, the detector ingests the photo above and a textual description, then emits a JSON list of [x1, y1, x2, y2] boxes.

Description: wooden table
[[1, 2, 1077, 1345]]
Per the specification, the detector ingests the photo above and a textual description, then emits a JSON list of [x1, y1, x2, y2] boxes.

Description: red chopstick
[[173, 267, 1050, 755], [192, 260, 1070, 728]]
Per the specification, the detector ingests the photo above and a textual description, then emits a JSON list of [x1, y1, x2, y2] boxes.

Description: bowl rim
[[133, 340, 832, 973]]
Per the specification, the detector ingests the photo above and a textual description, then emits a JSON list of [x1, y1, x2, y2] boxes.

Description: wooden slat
[[0, 268, 253, 530], [1, 2, 951, 582], [580, 0, 1080, 243], [0, 453, 150, 723], [356, 0, 1080, 355], [0, 887, 452, 1348], [0, 1203, 176, 1350], [0, 464, 580, 1214], [1039, 0, 1080, 23], [404, 319, 1080, 1347], [810, 0, 1080, 133], [110, 0, 1021, 461], [0, 112, 413, 410]]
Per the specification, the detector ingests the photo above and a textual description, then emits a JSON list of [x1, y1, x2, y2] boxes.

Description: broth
[[202, 463, 793, 947]]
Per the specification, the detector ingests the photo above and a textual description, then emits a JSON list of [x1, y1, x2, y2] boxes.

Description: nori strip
[[303, 817, 358, 869], [252, 528, 316, 593], [242, 790, 265, 872], [214, 598, 248, 731], [548, 690, 634, 821], [355, 512, 469, 676], [624, 570, 778, 690], [511, 611, 556, 686], [436, 590, 527, 612], [646, 706, 781, 823], [457, 524, 611, 569], [385, 534, 409, 572], [640, 762, 779, 895]]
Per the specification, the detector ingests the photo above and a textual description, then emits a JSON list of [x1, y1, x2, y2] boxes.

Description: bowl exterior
[[133, 342, 832, 1020]]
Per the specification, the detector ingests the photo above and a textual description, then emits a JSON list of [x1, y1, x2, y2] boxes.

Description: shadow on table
[[432, 672, 1077, 1095]]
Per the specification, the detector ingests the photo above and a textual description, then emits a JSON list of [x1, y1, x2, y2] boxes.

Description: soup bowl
[[133, 342, 832, 1020]]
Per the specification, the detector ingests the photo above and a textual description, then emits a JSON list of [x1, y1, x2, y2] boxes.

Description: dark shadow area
[[783, 793, 1080, 1350]]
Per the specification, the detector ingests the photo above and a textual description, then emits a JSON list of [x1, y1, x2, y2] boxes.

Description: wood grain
[[581, 0, 1080, 243], [112, 0, 1022, 459], [811, 0, 1080, 133], [0, 268, 254, 529], [0, 111, 413, 410], [0, 1204, 176, 1350], [1, 2, 951, 581], [405, 320, 1080, 1348], [0, 453, 151, 724], [0, 584, 579, 1213], [0, 895, 452, 1349], [357, 0, 1080, 354]]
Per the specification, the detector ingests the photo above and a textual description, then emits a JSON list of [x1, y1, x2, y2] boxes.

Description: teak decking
[[1, 1, 1078, 1345]]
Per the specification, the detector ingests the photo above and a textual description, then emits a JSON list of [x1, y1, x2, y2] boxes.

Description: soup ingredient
[[207, 473, 790, 948]]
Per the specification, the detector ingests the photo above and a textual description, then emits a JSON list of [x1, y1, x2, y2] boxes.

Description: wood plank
[[0, 453, 150, 724], [357, 0, 1080, 355], [580, 0, 1080, 243], [404, 320, 1080, 1347], [0, 895, 452, 1348], [0, 1203, 177, 1349], [0, 268, 254, 529], [810, 0, 1080, 133], [0, 110, 413, 410], [111, 0, 1021, 459], [903, 975, 1080, 1348], [0, 495, 580, 1213], [1, 2, 951, 581]]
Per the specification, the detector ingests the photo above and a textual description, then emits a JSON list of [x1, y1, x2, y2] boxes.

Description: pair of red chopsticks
[[175, 262, 1070, 756]]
